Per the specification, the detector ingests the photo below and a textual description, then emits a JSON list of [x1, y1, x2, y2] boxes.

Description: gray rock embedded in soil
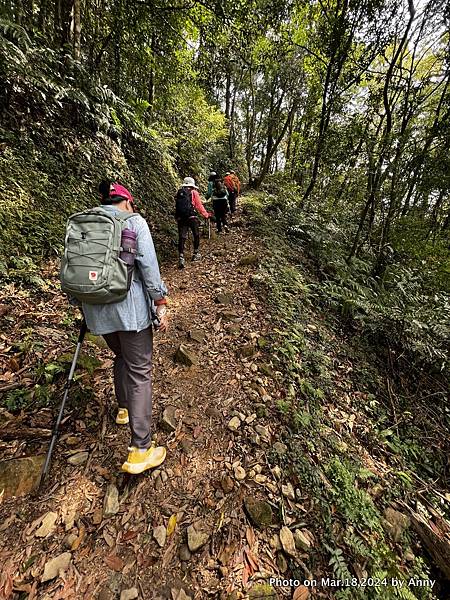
[[41, 552, 72, 582], [0, 455, 45, 498], [174, 344, 199, 367], [162, 406, 178, 432], [215, 292, 233, 305], [189, 329, 206, 343], [153, 525, 167, 548], [68, 451, 89, 466], [272, 441, 288, 455], [244, 497, 273, 528], [187, 524, 210, 552], [120, 588, 139, 600], [179, 543, 192, 561], [35, 512, 58, 538], [103, 484, 120, 517]]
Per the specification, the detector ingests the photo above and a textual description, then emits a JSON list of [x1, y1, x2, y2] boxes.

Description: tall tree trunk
[[348, 0, 416, 260], [147, 33, 156, 116], [54, 0, 73, 47], [73, 0, 81, 59], [38, 0, 48, 31], [228, 75, 240, 160], [245, 69, 256, 182], [225, 67, 231, 121], [114, 39, 121, 95], [254, 103, 296, 188]]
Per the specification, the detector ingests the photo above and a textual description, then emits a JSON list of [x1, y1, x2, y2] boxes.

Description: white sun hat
[[182, 177, 198, 189]]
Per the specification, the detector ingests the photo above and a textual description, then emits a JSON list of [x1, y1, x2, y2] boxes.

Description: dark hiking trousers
[[103, 327, 153, 449], [213, 197, 228, 232], [228, 191, 237, 213], [178, 217, 200, 254]]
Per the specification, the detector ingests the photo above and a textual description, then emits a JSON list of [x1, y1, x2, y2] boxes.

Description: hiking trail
[[0, 211, 292, 600]]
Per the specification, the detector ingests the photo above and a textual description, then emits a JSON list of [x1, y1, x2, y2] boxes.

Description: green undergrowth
[[0, 126, 178, 285], [0, 20, 229, 285], [243, 191, 448, 599], [3, 326, 102, 414]]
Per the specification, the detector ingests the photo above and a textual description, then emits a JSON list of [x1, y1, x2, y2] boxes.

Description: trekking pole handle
[[77, 319, 88, 345]]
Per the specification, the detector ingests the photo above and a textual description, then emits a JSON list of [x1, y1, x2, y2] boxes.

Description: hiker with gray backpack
[[60, 182, 168, 475]]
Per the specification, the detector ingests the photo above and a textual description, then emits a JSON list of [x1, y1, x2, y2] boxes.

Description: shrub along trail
[[0, 199, 448, 600]]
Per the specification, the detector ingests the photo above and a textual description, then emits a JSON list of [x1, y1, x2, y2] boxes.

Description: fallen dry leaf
[[293, 586, 310, 600], [71, 523, 86, 550], [122, 529, 138, 542], [104, 553, 124, 571], [246, 526, 256, 548]]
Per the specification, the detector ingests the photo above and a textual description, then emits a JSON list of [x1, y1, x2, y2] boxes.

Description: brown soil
[[0, 217, 292, 600]]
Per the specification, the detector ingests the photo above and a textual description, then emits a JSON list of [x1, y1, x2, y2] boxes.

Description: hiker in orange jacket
[[230, 170, 241, 196], [223, 172, 238, 214]]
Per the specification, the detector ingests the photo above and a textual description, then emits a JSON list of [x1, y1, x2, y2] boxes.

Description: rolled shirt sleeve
[[191, 190, 210, 219], [134, 216, 168, 302]]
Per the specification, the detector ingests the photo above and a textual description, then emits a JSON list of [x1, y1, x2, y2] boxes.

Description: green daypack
[[60, 207, 136, 305]]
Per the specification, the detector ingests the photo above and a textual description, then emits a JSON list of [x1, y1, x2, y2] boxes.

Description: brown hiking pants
[[103, 327, 153, 449]]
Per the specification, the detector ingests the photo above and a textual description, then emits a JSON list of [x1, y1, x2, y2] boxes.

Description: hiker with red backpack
[[223, 172, 238, 215], [61, 183, 168, 475], [176, 176, 211, 269]]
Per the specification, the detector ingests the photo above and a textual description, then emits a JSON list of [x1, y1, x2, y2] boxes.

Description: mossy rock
[[58, 352, 102, 374], [255, 403, 267, 418], [249, 583, 277, 599], [215, 292, 233, 305], [257, 337, 269, 349], [85, 333, 109, 350], [238, 344, 256, 358], [238, 254, 260, 267], [258, 363, 276, 378], [244, 496, 273, 528]]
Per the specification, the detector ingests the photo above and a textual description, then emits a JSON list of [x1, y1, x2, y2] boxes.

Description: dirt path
[[0, 215, 291, 600]]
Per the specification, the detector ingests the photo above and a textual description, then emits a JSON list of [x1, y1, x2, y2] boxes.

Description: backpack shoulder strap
[[113, 210, 137, 222]]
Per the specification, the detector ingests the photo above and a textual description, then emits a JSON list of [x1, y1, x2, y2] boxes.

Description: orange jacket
[[230, 174, 240, 194], [223, 175, 236, 194]]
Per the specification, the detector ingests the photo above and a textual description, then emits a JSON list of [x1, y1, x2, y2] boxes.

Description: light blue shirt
[[82, 206, 167, 335]]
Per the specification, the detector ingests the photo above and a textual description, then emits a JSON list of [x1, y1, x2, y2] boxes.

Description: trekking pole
[[40, 319, 88, 485], [208, 217, 211, 240]]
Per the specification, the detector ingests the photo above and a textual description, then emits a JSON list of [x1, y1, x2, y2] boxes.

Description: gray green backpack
[[60, 207, 136, 305]]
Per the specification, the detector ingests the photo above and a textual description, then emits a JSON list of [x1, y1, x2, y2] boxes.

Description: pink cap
[[110, 183, 133, 203]]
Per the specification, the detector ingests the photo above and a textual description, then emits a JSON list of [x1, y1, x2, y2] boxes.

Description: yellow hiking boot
[[121, 443, 167, 475], [116, 408, 129, 425]]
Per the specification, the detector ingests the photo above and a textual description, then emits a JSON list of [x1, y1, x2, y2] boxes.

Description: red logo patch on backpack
[[89, 271, 98, 281]]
